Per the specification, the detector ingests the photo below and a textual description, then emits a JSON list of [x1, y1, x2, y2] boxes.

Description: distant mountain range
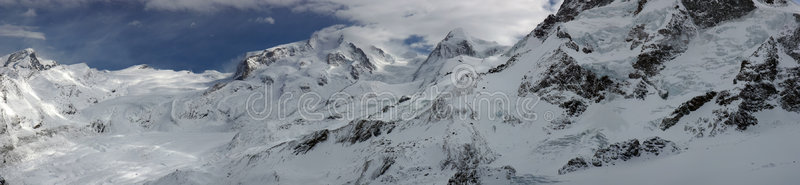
[[1, 0, 799, 184]]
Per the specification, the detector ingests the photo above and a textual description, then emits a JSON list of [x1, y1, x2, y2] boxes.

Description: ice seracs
[[2, 0, 800, 184]]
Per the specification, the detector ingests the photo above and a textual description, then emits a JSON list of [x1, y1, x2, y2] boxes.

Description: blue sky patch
[[0, 2, 349, 72]]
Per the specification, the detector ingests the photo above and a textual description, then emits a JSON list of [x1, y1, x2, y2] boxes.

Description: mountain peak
[[233, 28, 392, 81], [430, 28, 478, 59], [412, 28, 507, 81], [428, 28, 506, 61], [306, 25, 350, 51], [2, 48, 57, 71], [444, 28, 469, 41], [531, 0, 615, 39], [21, 48, 35, 54]]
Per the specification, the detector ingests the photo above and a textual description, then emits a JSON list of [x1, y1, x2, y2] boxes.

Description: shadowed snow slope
[[2, 0, 800, 184]]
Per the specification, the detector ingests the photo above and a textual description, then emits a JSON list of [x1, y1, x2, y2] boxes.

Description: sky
[[0, 0, 602, 72]]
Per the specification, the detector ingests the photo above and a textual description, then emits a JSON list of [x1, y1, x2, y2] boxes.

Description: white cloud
[[0, 24, 46, 40], [252, 17, 276, 24], [0, 0, 561, 57], [128, 20, 143, 27], [280, 0, 560, 59], [139, 0, 560, 57], [289, 1, 344, 14], [321, 0, 558, 46], [22, 8, 37, 17]]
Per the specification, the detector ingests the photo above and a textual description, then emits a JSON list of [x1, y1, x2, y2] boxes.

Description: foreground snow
[[3, 132, 234, 184], [2, 0, 800, 184]]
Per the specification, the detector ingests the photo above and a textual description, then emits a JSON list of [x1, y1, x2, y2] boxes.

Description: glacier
[[1, 0, 800, 184]]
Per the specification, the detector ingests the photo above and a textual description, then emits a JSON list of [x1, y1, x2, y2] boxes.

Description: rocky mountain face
[[1, 0, 800, 184], [2, 48, 56, 71], [0, 49, 57, 79]]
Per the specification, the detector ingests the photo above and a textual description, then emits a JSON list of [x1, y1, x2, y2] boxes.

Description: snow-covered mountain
[[2, 0, 800, 184]]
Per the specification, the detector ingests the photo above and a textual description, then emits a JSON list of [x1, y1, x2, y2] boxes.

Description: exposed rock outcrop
[[679, 38, 797, 135], [778, 16, 800, 61], [532, 0, 615, 39], [233, 45, 308, 80], [519, 49, 623, 117], [758, 0, 789, 6], [682, 0, 757, 28], [779, 67, 800, 112], [559, 137, 680, 174], [660, 91, 718, 130], [631, 9, 696, 77], [337, 120, 396, 145], [292, 129, 329, 155], [2, 48, 57, 71]]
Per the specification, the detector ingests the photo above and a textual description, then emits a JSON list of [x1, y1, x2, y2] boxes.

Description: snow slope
[[2, 0, 800, 184]]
